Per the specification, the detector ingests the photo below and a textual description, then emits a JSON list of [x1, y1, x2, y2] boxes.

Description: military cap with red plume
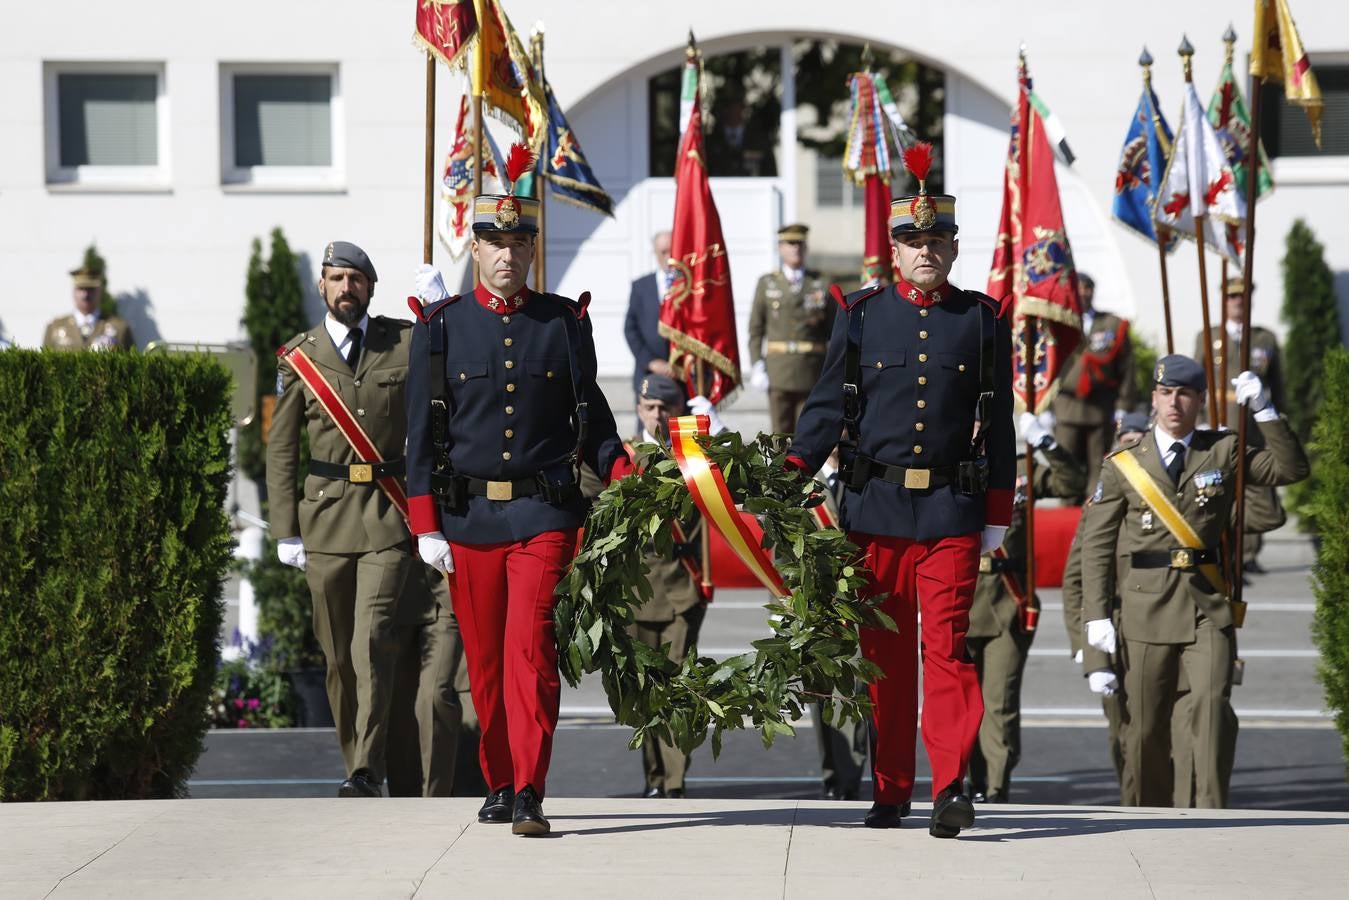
[[890, 140, 959, 235], [474, 140, 541, 234]]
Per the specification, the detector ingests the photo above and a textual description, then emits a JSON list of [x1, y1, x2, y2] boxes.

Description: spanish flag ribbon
[[668, 415, 788, 599]]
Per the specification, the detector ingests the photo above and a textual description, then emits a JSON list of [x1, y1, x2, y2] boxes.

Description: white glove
[[750, 359, 770, 392], [1085, 618, 1117, 655], [980, 525, 1008, 554], [688, 394, 727, 435], [1113, 408, 1126, 425], [1073, 649, 1084, 664], [418, 531, 455, 574], [1087, 670, 1118, 695], [414, 264, 450, 304], [1018, 411, 1054, 449], [277, 537, 307, 571], [1231, 371, 1272, 414]]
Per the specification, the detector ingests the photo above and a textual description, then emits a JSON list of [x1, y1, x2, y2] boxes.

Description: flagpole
[[423, 54, 437, 266], [695, 358, 712, 595], [1179, 38, 1223, 427], [1022, 315, 1038, 622], [1141, 48, 1177, 354], [531, 25, 547, 293], [1216, 25, 1239, 427], [471, 0, 487, 286], [1231, 22, 1267, 623]]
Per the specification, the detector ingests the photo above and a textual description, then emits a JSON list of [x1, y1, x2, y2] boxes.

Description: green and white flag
[[1208, 57, 1274, 200]]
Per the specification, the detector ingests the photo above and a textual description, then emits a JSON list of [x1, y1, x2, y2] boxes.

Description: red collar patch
[[474, 283, 531, 314], [895, 276, 951, 308]]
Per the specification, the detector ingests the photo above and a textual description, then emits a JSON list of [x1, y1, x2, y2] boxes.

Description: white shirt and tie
[[325, 313, 368, 370]]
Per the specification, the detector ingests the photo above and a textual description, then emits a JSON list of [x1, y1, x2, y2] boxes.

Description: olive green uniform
[[1194, 325, 1287, 560], [386, 562, 471, 797], [747, 269, 832, 434], [266, 316, 416, 784], [1079, 418, 1308, 807], [42, 313, 135, 350], [967, 442, 1085, 800], [1052, 312, 1136, 496]]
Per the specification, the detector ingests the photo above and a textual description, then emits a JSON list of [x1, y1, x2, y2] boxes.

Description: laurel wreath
[[555, 430, 892, 757]]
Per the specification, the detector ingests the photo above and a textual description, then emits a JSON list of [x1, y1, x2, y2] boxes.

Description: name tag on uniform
[[1140, 507, 1155, 532]]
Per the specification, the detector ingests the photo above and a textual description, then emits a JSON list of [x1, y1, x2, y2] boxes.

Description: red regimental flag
[[414, 0, 477, 68], [659, 78, 741, 406], [987, 58, 1083, 413], [861, 174, 896, 285]]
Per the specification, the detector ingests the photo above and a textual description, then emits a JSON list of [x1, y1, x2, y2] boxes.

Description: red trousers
[[449, 528, 578, 796], [853, 532, 985, 804]]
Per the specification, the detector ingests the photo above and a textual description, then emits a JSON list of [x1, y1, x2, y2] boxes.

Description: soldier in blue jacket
[[786, 143, 1015, 837], [406, 167, 630, 836]]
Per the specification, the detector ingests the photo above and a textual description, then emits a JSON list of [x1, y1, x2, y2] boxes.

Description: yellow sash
[[1110, 449, 1233, 605]]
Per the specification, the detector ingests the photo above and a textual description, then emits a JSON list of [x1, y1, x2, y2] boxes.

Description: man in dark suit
[[624, 231, 674, 404]]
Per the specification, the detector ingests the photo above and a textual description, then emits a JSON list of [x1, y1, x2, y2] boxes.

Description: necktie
[[1166, 441, 1186, 487], [345, 328, 362, 371]]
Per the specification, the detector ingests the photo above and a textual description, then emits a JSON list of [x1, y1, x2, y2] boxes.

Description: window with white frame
[[45, 63, 168, 187], [221, 65, 342, 188], [814, 154, 865, 209]]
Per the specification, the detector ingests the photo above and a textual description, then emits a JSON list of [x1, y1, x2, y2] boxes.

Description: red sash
[[991, 546, 1038, 633], [1075, 318, 1130, 399], [279, 345, 410, 523]]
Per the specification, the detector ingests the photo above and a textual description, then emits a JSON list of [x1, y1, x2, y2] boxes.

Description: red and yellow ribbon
[[669, 415, 788, 599]]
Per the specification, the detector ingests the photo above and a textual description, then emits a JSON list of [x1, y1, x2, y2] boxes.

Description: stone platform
[[5, 798, 1347, 898]]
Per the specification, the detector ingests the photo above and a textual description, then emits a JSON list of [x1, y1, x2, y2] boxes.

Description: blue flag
[[1112, 84, 1177, 251], [527, 80, 613, 217]]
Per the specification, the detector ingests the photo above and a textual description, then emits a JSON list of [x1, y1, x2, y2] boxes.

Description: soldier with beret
[[1194, 276, 1287, 574], [1079, 354, 1308, 807], [407, 155, 629, 836], [748, 223, 832, 435], [1051, 273, 1136, 499], [967, 411, 1086, 803], [43, 262, 135, 351], [787, 144, 1015, 837], [267, 241, 417, 798]]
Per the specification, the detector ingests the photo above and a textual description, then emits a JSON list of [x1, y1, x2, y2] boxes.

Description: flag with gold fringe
[[1251, 0, 1324, 149]]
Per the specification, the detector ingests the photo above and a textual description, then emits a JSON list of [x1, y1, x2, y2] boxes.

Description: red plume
[[504, 142, 535, 191], [902, 141, 935, 184]]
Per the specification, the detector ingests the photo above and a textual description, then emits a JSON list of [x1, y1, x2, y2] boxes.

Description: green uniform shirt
[[1052, 311, 1136, 425], [42, 313, 135, 350], [747, 269, 832, 393]]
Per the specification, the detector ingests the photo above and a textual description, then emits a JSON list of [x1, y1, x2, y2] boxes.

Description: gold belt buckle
[[349, 464, 373, 483], [1170, 548, 1193, 569], [904, 468, 931, 490], [978, 556, 993, 574], [486, 480, 513, 501]]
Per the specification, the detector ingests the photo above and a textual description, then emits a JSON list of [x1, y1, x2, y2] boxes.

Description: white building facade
[[2, 1, 1346, 384]]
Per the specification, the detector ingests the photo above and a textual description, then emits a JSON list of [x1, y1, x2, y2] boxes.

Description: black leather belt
[[465, 476, 542, 501], [851, 457, 964, 490], [979, 556, 1024, 574], [310, 458, 404, 483], [1131, 548, 1220, 569]]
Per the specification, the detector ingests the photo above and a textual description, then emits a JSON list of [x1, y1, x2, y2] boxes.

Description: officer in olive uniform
[[267, 241, 414, 798], [407, 176, 628, 836], [43, 263, 135, 350], [747, 223, 832, 435], [787, 153, 1015, 838], [1061, 410, 1150, 798], [386, 564, 468, 798], [967, 412, 1086, 803], [1079, 355, 1308, 808], [617, 374, 714, 798], [1193, 276, 1287, 572], [1051, 274, 1136, 498]]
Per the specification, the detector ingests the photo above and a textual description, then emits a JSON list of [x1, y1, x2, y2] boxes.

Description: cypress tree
[[1280, 219, 1339, 446]]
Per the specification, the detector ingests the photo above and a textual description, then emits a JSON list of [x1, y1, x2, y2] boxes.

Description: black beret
[[1118, 411, 1151, 436], [639, 374, 686, 410], [1153, 354, 1206, 391], [322, 241, 377, 282]]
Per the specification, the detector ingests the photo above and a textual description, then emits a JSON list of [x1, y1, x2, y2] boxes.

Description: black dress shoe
[[863, 801, 912, 828], [337, 770, 382, 798], [1244, 559, 1266, 575], [478, 786, 515, 823], [512, 785, 550, 836], [643, 786, 665, 799], [929, 780, 975, 838], [667, 788, 685, 799], [985, 789, 1008, 803], [822, 785, 862, 801]]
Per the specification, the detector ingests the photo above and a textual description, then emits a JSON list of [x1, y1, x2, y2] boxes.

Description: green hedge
[[0, 350, 234, 800], [1310, 348, 1349, 776]]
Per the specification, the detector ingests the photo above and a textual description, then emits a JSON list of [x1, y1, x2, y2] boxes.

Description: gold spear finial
[[1139, 46, 1154, 85], [1178, 34, 1195, 82], [1222, 24, 1237, 66]]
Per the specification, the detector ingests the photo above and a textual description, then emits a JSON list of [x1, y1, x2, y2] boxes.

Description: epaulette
[[275, 331, 308, 358], [543, 290, 592, 320], [406, 294, 460, 324], [832, 282, 885, 311], [1104, 433, 1145, 458], [967, 290, 1010, 318]]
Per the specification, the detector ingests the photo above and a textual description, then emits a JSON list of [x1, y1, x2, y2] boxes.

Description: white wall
[[2, 1, 1346, 371]]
